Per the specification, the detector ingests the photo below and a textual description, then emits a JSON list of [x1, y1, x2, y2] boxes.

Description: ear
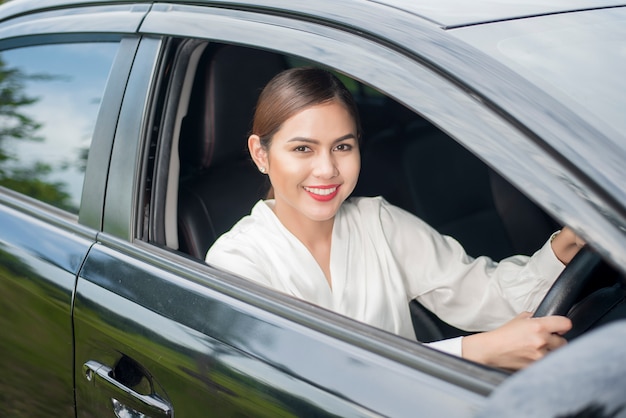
[[248, 134, 268, 172]]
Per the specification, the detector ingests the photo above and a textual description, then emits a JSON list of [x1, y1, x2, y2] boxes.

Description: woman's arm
[[550, 226, 586, 265], [378, 199, 565, 330]]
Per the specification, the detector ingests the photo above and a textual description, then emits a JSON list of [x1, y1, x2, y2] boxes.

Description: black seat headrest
[[180, 45, 287, 172]]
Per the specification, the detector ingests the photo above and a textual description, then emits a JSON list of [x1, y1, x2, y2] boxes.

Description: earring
[[259, 167, 266, 174]]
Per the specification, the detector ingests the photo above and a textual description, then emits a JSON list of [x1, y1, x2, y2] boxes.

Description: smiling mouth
[[303, 185, 340, 201], [304, 186, 338, 196]]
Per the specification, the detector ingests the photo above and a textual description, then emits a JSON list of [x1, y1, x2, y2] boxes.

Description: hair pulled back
[[252, 67, 361, 149]]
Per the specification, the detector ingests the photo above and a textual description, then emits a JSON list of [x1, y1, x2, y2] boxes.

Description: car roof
[[2, 0, 626, 27], [367, 0, 626, 27]]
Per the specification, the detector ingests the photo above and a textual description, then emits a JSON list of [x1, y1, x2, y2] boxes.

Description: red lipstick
[[304, 185, 340, 202]]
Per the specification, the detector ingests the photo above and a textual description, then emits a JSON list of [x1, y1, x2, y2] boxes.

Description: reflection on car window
[[0, 42, 119, 213]]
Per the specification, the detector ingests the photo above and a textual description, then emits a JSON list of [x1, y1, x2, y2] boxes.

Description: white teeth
[[304, 186, 337, 196]]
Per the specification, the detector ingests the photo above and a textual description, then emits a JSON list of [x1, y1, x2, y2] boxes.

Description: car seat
[[356, 121, 558, 260], [177, 45, 287, 259]]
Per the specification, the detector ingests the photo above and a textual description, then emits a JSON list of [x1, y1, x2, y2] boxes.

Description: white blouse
[[206, 196, 564, 356]]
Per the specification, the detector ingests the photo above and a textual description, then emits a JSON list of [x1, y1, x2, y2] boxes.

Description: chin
[[307, 203, 343, 222]]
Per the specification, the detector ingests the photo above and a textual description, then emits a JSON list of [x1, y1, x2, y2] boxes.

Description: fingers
[[534, 314, 572, 336], [545, 332, 568, 352], [522, 315, 571, 361], [515, 311, 571, 334]]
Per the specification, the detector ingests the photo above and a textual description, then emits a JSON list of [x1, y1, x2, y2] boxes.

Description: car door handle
[[83, 360, 172, 418]]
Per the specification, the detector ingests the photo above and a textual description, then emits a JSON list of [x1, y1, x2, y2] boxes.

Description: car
[[0, 0, 625, 416]]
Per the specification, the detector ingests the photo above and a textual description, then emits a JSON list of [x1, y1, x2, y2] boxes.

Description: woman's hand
[[551, 226, 586, 265], [461, 312, 572, 370]]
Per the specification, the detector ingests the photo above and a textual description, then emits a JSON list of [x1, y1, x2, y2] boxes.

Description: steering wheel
[[533, 246, 603, 318]]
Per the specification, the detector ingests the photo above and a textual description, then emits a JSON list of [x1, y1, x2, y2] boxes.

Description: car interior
[[146, 39, 626, 347]]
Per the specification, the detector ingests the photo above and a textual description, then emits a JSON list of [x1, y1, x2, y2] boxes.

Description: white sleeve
[[205, 234, 273, 287], [379, 199, 565, 331], [425, 337, 464, 357]]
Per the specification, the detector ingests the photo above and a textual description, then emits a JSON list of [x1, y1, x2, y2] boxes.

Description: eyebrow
[[286, 133, 357, 144]]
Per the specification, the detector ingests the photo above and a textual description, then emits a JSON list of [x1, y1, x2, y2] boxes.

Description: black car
[[1, 0, 625, 416]]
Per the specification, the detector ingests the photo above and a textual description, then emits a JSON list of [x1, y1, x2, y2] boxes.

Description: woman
[[206, 67, 585, 370]]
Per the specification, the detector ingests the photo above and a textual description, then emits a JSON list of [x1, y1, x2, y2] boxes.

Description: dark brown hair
[[252, 67, 362, 149]]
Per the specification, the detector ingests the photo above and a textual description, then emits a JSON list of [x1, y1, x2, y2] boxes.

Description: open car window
[[140, 38, 626, 369], [150, 40, 561, 260]]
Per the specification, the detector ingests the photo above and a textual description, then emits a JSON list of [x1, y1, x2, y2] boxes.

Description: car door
[[72, 4, 513, 418], [0, 4, 144, 416]]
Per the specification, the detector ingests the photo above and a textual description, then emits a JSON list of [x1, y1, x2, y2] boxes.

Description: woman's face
[[251, 100, 360, 226]]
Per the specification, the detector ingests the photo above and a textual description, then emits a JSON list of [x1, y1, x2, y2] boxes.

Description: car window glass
[[0, 42, 119, 213]]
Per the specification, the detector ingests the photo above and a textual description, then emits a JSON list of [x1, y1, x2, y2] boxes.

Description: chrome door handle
[[83, 360, 172, 418]]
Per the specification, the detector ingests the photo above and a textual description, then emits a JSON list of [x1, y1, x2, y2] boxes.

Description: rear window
[[0, 41, 119, 213]]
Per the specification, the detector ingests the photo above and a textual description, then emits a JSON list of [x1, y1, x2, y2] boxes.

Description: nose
[[312, 151, 338, 179]]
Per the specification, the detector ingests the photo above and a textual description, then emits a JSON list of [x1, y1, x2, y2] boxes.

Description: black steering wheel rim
[[533, 246, 603, 318]]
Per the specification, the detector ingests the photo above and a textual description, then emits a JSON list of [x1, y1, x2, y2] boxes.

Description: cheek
[[268, 152, 306, 180], [345, 155, 361, 181]]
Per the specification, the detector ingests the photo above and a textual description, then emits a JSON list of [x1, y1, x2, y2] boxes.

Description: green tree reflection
[[0, 56, 74, 211]]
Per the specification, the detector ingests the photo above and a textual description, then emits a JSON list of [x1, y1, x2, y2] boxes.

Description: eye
[[293, 145, 311, 153], [335, 143, 353, 152]]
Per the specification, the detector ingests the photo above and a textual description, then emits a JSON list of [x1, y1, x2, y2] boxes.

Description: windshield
[[450, 7, 626, 143]]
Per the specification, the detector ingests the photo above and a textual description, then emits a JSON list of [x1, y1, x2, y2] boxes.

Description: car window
[[156, 40, 557, 261], [0, 41, 119, 214], [125, 22, 626, 396], [145, 39, 569, 342]]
